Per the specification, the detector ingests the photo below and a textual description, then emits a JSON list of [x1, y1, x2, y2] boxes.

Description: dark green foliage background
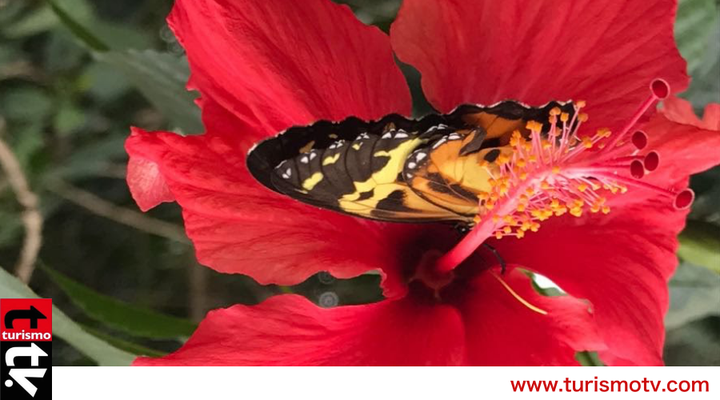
[[0, 0, 717, 365]]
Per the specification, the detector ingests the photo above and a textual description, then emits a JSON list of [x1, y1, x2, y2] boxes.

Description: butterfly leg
[[482, 242, 506, 274]]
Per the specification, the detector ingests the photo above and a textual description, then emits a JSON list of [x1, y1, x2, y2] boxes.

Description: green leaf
[[44, 136, 127, 181], [43, 30, 88, 72], [88, 21, 154, 51], [666, 262, 720, 330], [80, 325, 167, 357], [44, 0, 109, 52], [528, 271, 567, 297], [0, 0, 25, 26], [664, 317, 720, 365], [95, 50, 203, 133], [0, 267, 135, 365], [335, 0, 400, 31], [0, 209, 24, 247], [44, 0, 203, 132], [53, 101, 86, 137], [289, 273, 384, 306], [1, 0, 92, 38], [41, 264, 198, 340], [1, 7, 58, 38], [681, 21, 720, 108], [9, 122, 45, 170], [0, 87, 54, 121], [0, 47, 23, 66], [576, 351, 605, 366], [678, 221, 720, 273], [80, 62, 131, 102], [675, 0, 719, 74]]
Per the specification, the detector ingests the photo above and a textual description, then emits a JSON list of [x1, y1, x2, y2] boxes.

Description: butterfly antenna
[[482, 242, 506, 274]]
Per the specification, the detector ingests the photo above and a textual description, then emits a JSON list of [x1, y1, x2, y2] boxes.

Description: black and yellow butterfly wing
[[247, 101, 574, 225], [247, 115, 457, 222]]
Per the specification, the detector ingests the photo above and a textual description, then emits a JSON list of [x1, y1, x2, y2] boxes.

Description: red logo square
[[0, 299, 52, 342]]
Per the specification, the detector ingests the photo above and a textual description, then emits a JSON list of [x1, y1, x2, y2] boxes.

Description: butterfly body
[[247, 101, 574, 226]]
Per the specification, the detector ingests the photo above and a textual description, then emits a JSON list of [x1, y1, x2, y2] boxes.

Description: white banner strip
[[53, 366, 718, 400]]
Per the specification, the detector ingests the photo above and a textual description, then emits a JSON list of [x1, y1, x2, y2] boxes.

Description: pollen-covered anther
[[520, 219, 532, 231], [597, 128, 612, 138], [510, 130, 525, 146], [526, 120, 543, 132], [496, 154, 511, 165]]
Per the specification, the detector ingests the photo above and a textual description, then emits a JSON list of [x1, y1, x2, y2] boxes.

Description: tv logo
[[1, 299, 52, 399]]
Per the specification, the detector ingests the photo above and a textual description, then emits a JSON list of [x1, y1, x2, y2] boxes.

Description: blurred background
[[0, 0, 717, 366]]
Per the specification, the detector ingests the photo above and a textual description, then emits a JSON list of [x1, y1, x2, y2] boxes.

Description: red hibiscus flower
[[126, 0, 720, 365]]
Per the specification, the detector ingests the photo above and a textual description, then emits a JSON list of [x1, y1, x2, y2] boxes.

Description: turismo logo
[[1, 298, 52, 399]]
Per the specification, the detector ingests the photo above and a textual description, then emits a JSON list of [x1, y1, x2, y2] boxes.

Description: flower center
[[407, 249, 549, 315], [407, 250, 455, 301], [436, 79, 694, 273]]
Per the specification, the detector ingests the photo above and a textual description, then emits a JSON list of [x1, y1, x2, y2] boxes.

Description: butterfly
[[247, 101, 575, 226]]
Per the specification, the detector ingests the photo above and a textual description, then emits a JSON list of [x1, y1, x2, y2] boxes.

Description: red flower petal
[[126, 119, 407, 293], [456, 270, 605, 365], [661, 97, 703, 127], [133, 295, 465, 366], [640, 111, 720, 185], [169, 0, 410, 135], [661, 96, 720, 130], [494, 200, 687, 365], [391, 0, 688, 133], [704, 104, 720, 130], [126, 157, 175, 212]]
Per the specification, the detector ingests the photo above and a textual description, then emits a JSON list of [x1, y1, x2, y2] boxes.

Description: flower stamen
[[601, 79, 670, 152], [436, 79, 694, 273]]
